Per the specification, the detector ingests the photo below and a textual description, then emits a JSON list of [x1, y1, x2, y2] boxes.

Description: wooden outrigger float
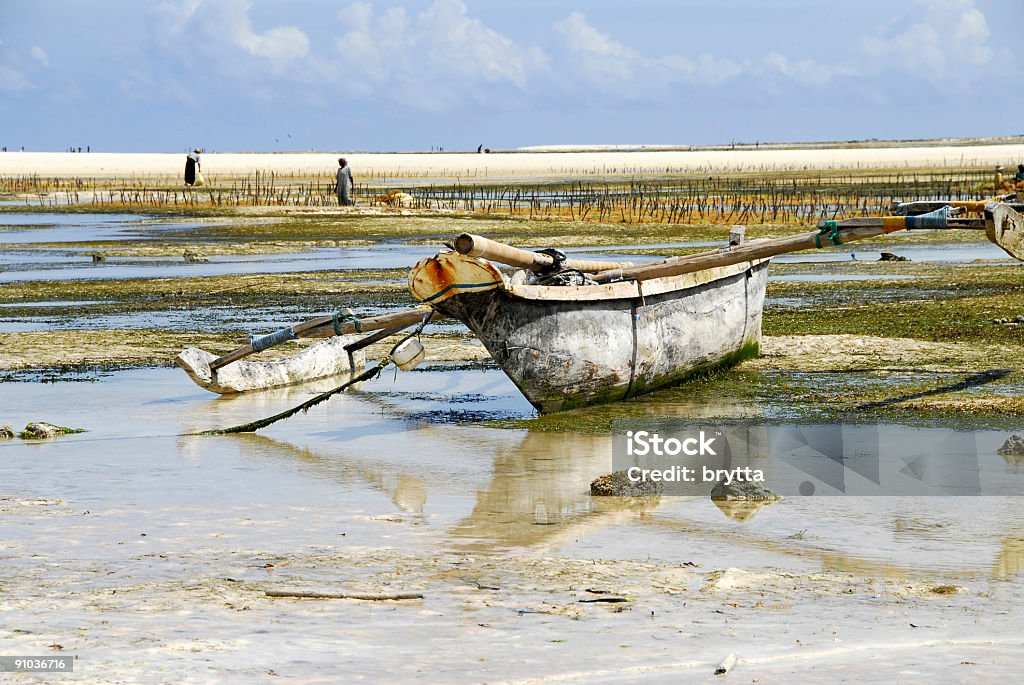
[[179, 199, 1024, 412], [176, 335, 366, 395], [175, 306, 437, 394]]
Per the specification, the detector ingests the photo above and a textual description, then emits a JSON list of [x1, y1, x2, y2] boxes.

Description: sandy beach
[[3, 142, 1024, 181]]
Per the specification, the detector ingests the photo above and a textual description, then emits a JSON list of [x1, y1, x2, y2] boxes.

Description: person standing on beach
[[336, 158, 354, 206], [184, 148, 202, 186]]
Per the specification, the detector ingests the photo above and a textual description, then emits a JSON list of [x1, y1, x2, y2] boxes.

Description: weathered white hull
[[176, 335, 364, 395], [410, 252, 769, 412]]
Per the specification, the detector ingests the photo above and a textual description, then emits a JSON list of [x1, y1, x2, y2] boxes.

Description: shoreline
[[3, 142, 1024, 180]]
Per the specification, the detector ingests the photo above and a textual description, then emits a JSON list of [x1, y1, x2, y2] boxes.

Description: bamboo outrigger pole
[[208, 305, 437, 371], [450, 205, 1023, 284], [591, 207, 995, 284]]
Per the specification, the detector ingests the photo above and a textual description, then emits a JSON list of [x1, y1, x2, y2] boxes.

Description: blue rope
[[904, 206, 951, 230], [250, 326, 296, 352]]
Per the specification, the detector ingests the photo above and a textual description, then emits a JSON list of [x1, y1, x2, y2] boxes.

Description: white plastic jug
[[393, 338, 425, 371]]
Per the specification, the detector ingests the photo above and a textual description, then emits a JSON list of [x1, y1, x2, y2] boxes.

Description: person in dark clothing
[[336, 158, 354, 206], [1016, 164, 1024, 182], [184, 148, 201, 186]]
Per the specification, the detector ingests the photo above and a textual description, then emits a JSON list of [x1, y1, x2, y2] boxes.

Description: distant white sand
[[2, 144, 1023, 180]]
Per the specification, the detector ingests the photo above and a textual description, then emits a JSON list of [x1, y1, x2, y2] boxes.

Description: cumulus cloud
[[553, 11, 838, 96], [760, 53, 838, 87], [553, 11, 645, 84], [149, 0, 309, 73], [861, 0, 993, 79], [335, 0, 547, 108]]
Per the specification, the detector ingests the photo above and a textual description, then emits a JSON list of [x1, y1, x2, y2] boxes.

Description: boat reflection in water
[[180, 365, 1024, 581]]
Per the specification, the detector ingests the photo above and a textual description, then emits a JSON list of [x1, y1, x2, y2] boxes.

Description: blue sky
[[1, 0, 1021, 152]]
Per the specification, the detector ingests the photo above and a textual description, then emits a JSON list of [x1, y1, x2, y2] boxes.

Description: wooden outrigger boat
[[180, 198, 1024, 412], [409, 244, 768, 412]]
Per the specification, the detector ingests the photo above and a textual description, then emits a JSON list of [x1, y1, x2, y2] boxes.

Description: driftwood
[[265, 589, 423, 601], [715, 653, 738, 676]]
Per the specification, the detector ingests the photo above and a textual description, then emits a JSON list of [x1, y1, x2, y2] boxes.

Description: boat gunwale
[[503, 257, 770, 302]]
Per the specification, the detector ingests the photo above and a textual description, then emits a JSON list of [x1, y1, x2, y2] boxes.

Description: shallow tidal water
[[3, 367, 1023, 578], [2, 367, 1024, 682]]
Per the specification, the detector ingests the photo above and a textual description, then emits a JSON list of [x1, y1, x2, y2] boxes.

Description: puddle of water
[[0, 244, 434, 282], [0, 300, 106, 308], [1, 366, 1022, 582], [0, 213, 216, 245], [769, 273, 918, 282], [0, 213, 151, 226], [777, 241, 1012, 264], [2, 363, 1024, 681]]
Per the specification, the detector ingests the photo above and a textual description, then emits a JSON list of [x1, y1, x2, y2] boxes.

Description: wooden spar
[[890, 193, 1017, 214], [592, 215, 987, 284], [208, 305, 436, 371], [813, 217, 985, 228], [342, 324, 410, 352], [266, 589, 423, 601], [453, 233, 633, 273], [893, 201, 1023, 215]]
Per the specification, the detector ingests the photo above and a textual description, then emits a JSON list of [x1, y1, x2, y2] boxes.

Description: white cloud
[[0, 37, 31, 91], [30, 46, 48, 67], [553, 11, 644, 83], [334, 0, 547, 107], [553, 11, 837, 94], [760, 52, 841, 87], [0, 64, 31, 92], [861, 0, 993, 79], [149, 0, 309, 73]]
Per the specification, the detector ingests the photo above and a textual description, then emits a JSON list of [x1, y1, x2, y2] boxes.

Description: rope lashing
[[906, 206, 952, 229], [250, 326, 296, 352], [883, 206, 952, 234], [332, 311, 363, 335], [814, 220, 842, 248]]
